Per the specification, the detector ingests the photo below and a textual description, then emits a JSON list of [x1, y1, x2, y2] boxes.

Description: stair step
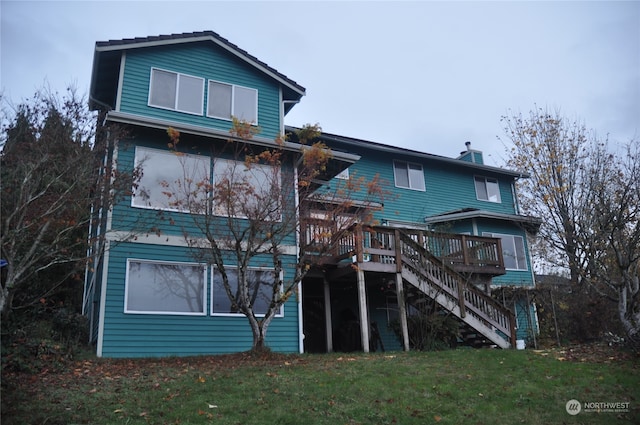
[[400, 266, 512, 347]]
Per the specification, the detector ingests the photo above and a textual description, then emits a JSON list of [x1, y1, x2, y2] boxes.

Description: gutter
[[105, 111, 360, 164], [286, 125, 529, 179], [425, 210, 542, 233]]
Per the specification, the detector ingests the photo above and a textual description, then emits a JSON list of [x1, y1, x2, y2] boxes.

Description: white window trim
[[132, 146, 211, 214], [483, 232, 528, 271], [206, 79, 258, 124], [148, 67, 205, 116], [474, 176, 502, 203], [393, 160, 426, 191], [124, 258, 207, 316], [211, 266, 284, 317]]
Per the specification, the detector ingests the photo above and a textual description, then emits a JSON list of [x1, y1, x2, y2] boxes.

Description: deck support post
[[395, 272, 410, 351], [393, 229, 410, 351], [323, 277, 333, 353], [357, 269, 370, 353], [458, 282, 467, 318]]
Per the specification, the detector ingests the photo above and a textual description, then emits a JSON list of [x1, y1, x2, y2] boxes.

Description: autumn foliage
[[163, 119, 387, 350]]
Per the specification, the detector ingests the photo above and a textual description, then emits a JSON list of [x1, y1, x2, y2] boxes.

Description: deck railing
[[397, 231, 516, 345], [422, 232, 504, 272], [302, 223, 516, 347], [303, 222, 504, 274]]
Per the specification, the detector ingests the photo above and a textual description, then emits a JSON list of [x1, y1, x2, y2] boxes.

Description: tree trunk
[[247, 313, 274, 353], [619, 283, 640, 351], [0, 285, 13, 320]]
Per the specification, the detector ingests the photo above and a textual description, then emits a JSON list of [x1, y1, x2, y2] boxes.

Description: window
[[133, 147, 211, 212], [483, 232, 527, 270], [125, 259, 206, 315], [149, 68, 204, 115], [211, 268, 282, 316], [207, 81, 258, 123], [393, 160, 425, 191], [213, 158, 280, 220], [475, 176, 501, 203]]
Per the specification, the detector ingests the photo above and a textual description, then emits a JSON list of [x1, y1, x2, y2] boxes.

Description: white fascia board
[[106, 231, 298, 256], [115, 52, 126, 112], [310, 129, 528, 179], [96, 243, 110, 358], [95, 36, 306, 98], [105, 111, 360, 164], [425, 210, 542, 228]]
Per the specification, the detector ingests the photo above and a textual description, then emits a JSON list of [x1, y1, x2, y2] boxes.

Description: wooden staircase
[[397, 231, 515, 348], [309, 224, 517, 349]]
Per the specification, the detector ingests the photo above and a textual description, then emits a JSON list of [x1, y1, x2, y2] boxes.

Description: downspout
[[96, 133, 119, 357], [512, 173, 525, 216], [82, 126, 109, 338], [294, 160, 304, 353], [282, 95, 304, 353]]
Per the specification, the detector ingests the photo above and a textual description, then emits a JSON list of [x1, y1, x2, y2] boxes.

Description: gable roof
[[90, 31, 306, 111], [286, 126, 530, 179]]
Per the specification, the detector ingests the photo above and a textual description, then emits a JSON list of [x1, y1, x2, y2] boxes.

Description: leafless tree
[[502, 107, 640, 347]]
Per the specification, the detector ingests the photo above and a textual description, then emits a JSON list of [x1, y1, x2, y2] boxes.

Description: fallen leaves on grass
[[532, 342, 637, 363]]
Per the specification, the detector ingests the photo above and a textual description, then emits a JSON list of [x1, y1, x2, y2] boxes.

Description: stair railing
[[397, 230, 516, 346]]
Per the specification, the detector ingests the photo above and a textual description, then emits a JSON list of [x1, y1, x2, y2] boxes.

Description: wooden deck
[[305, 223, 505, 276], [303, 223, 516, 349]]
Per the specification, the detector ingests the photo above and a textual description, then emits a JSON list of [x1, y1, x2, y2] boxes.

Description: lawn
[[2, 345, 638, 424]]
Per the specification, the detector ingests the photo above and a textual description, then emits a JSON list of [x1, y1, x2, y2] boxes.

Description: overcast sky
[[1, 1, 638, 165]]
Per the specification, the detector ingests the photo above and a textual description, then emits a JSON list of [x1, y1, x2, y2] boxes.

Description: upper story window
[[393, 160, 425, 191], [133, 146, 210, 213], [148, 68, 204, 115], [475, 176, 501, 203], [207, 81, 258, 124], [483, 232, 527, 270]]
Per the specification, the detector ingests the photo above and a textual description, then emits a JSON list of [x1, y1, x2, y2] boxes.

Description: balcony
[[302, 222, 505, 277]]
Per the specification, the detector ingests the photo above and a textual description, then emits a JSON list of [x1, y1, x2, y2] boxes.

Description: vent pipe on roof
[[460, 141, 472, 156]]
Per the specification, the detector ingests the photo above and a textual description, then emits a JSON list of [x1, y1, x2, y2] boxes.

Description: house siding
[[109, 129, 297, 248], [323, 142, 536, 289], [118, 43, 282, 140], [367, 287, 403, 351], [514, 297, 538, 341], [89, 31, 541, 355], [476, 219, 535, 287], [99, 242, 299, 358], [96, 126, 301, 357], [326, 145, 519, 227]]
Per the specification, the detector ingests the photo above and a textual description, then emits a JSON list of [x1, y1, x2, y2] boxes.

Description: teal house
[[297, 133, 541, 352], [84, 31, 541, 358]]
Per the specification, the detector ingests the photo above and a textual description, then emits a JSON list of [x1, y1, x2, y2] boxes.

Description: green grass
[[3, 349, 639, 424]]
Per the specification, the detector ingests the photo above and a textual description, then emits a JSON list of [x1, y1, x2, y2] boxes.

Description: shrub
[[390, 311, 460, 351]]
